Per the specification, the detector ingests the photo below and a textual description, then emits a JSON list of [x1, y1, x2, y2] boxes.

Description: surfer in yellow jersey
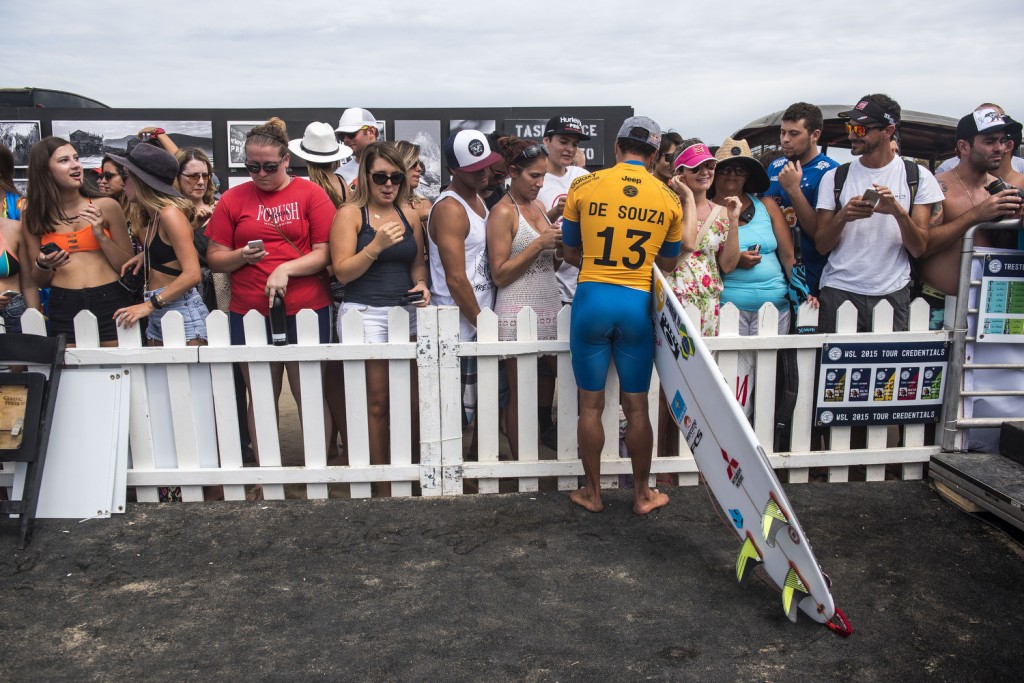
[[561, 116, 697, 514]]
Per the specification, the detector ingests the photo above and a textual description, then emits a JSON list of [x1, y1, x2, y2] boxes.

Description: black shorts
[[49, 282, 132, 343]]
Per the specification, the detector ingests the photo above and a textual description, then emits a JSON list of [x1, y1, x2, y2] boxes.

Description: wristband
[[151, 127, 166, 137], [34, 259, 53, 272], [151, 295, 165, 310]]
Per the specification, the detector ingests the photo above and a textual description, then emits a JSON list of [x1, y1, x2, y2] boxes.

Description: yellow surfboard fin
[[782, 566, 809, 623], [761, 494, 790, 547], [736, 534, 763, 584]]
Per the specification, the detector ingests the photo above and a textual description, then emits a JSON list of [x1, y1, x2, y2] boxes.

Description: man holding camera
[[814, 94, 944, 333], [919, 109, 1024, 328]]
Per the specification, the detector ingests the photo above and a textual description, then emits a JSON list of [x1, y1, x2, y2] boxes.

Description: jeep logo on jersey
[[467, 139, 485, 157]]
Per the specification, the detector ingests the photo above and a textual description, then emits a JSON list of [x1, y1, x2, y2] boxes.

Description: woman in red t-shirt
[[207, 118, 333, 481]]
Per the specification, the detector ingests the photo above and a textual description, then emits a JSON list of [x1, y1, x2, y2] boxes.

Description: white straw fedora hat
[[289, 122, 353, 164]]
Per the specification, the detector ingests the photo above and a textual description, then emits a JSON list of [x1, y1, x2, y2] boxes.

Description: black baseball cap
[[839, 95, 899, 127], [955, 108, 1023, 142], [543, 115, 591, 141]]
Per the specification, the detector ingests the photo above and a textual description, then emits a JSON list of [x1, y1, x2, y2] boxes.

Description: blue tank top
[[344, 206, 417, 307], [720, 194, 788, 312]]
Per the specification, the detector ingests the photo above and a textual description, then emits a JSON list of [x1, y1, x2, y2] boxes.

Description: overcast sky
[[7, 1, 1024, 148]]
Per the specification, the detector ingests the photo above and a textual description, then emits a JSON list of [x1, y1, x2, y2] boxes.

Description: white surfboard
[[651, 266, 849, 635]]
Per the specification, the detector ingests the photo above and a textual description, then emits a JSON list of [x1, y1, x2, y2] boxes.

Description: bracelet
[[151, 295, 165, 310], [363, 250, 378, 261], [34, 259, 53, 272], [151, 127, 166, 137]]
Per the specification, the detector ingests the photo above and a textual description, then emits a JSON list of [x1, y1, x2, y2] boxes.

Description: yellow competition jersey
[[563, 162, 683, 291]]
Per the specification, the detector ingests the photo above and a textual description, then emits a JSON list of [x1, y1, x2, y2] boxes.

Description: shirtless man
[[920, 109, 1024, 328]]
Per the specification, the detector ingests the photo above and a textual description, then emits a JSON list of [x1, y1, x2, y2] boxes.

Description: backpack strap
[[903, 158, 920, 205], [832, 162, 851, 208]]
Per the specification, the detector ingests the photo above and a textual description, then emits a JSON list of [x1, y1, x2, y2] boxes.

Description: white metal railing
[[0, 296, 946, 502]]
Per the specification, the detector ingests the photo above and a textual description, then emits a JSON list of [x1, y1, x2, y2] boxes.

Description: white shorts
[[337, 302, 418, 343]]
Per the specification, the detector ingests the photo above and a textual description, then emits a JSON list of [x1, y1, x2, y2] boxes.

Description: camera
[[984, 178, 1024, 202]]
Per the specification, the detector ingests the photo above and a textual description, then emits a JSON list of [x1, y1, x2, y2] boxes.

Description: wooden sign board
[[0, 384, 29, 450]]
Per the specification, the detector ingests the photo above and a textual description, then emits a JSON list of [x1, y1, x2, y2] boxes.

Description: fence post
[[387, 307, 413, 498], [556, 306, 578, 491], [788, 302, 819, 484], [827, 302, 859, 483], [243, 310, 284, 500], [515, 307, 540, 492], [865, 300, 895, 481], [341, 308, 372, 499], [901, 299, 930, 480], [296, 309, 328, 500], [475, 309, 501, 493], [416, 307, 443, 496], [160, 311, 204, 502], [205, 311, 246, 501], [437, 307, 464, 495]]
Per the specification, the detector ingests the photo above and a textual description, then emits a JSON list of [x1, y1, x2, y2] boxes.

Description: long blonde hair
[[129, 171, 195, 227], [306, 161, 346, 208]]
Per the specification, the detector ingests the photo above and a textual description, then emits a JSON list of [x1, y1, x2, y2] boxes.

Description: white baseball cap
[[335, 107, 379, 134], [444, 129, 500, 172]]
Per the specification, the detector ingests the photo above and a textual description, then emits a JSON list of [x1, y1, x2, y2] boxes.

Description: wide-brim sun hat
[[108, 142, 181, 197], [714, 137, 769, 194], [289, 122, 353, 164]]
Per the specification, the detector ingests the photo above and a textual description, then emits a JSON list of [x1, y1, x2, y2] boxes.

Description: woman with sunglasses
[[394, 140, 432, 230], [711, 139, 796, 336], [668, 142, 741, 336], [173, 147, 227, 314], [96, 155, 126, 203], [109, 144, 208, 345], [206, 118, 334, 481], [330, 141, 430, 496], [486, 137, 562, 460], [23, 137, 135, 346]]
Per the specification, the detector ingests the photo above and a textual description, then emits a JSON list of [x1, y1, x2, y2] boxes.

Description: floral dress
[[667, 206, 730, 336]]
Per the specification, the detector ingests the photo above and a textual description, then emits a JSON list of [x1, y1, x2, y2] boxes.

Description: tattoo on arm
[[929, 202, 944, 228]]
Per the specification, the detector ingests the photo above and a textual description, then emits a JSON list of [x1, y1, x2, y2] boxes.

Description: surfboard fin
[[736, 534, 763, 584], [761, 494, 790, 547], [782, 566, 810, 623]]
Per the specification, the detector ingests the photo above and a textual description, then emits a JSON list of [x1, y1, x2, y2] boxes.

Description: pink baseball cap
[[673, 143, 715, 170]]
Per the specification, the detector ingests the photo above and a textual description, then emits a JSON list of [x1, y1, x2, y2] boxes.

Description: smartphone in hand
[[247, 240, 264, 252], [40, 242, 61, 255], [861, 189, 880, 208]]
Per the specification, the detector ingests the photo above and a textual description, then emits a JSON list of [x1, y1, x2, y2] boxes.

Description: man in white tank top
[[427, 129, 501, 341]]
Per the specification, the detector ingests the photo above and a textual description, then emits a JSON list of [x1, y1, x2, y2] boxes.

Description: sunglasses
[[371, 171, 405, 186], [336, 127, 370, 141], [245, 159, 284, 175], [180, 172, 211, 182], [717, 165, 749, 177], [845, 122, 885, 137], [100, 171, 123, 181], [512, 144, 549, 166], [661, 152, 676, 163], [679, 161, 717, 173]]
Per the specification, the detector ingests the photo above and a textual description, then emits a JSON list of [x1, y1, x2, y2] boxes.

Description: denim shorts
[[337, 302, 419, 343], [145, 286, 209, 342], [49, 281, 131, 343], [0, 292, 27, 334], [228, 306, 331, 346]]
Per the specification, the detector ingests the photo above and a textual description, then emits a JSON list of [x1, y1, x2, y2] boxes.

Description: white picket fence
[[0, 296, 945, 502]]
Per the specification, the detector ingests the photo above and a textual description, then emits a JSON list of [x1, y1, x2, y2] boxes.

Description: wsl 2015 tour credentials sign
[[977, 253, 1024, 342], [815, 342, 948, 427]]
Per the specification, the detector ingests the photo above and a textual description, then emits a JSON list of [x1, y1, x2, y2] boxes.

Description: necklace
[[954, 168, 979, 208], [370, 204, 392, 221]]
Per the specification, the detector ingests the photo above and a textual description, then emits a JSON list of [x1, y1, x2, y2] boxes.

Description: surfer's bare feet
[[570, 487, 604, 513], [633, 488, 669, 515]]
